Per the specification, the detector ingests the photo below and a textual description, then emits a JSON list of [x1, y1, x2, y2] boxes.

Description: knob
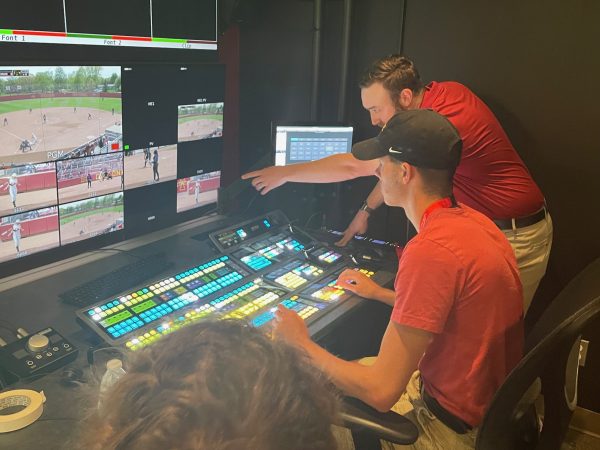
[[27, 334, 50, 353]]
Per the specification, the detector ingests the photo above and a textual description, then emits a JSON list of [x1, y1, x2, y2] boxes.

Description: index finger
[[241, 170, 262, 180], [334, 231, 354, 247]]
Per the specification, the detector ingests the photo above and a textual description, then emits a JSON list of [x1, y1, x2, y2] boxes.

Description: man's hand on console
[[242, 166, 288, 195], [336, 269, 380, 299], [273, 304, 311, 348], [335, 210, 369, 247]]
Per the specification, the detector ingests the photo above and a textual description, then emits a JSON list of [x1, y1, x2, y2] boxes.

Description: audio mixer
[[77, 211, 395, 350]]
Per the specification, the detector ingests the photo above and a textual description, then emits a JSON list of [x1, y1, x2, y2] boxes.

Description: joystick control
[[27, 334, 50, 353]]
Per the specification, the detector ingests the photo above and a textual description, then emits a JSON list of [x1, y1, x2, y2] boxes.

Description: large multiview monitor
[[0, 0, 217, 51], [273, 124, 354, 166], [0, 63, 224, 274]]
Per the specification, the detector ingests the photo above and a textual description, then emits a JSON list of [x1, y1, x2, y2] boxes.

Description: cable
[[303, 210, 324, 229], [239, 190, 260, 217], [0, 319, 18, 330]]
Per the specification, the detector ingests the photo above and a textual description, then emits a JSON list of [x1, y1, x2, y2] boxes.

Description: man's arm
[[274, 306, 432, 412], [242, 153, 378, 195], [336, 181, 385, 246]]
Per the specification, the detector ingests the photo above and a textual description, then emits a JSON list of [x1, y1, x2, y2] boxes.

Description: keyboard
[[60, 253, 174, 307]]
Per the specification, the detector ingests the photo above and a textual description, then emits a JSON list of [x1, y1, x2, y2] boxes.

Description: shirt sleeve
[[391, 238, 464, 334]]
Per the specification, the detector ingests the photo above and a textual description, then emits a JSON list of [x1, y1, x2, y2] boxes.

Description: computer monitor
[[273, 124, 353, 166]]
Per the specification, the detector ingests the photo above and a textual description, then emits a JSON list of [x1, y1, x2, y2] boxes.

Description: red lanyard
[[419, 197, 455, 230]]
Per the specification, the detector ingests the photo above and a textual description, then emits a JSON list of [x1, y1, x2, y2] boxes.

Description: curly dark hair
[[359, 55, 424, 106], [78, 321, 340, 450]]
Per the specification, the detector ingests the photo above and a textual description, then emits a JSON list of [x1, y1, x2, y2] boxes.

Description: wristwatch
[[359, 201, 375, 215]]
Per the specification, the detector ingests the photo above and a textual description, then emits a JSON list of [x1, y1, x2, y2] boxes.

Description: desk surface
[[0, 212, 396, 449]]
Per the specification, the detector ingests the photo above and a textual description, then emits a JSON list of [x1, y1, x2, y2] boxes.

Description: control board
[[77, 212, 395, 350], [0, 327, 78, 381]]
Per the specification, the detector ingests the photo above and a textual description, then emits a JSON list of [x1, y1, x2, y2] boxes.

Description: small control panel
[[301, 268, 375, 303], [263, 259, 324, 290], [0, 327, 78, 380], [251, 295, 327, 328], [212, 215, 282, 251], [232, 234, 307, 272]]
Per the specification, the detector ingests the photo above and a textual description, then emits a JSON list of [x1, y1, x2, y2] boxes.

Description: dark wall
[[400, 0, 600, 412], [235, 0, 600, 411]]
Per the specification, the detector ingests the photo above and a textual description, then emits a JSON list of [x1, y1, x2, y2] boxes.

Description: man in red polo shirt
[[243, 55, 552, 312], [273, 110, 524, 449]]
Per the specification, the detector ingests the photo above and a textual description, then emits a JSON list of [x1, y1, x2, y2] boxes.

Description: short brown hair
[[78, 321, 339, 450], [360, 55, 424, 106]]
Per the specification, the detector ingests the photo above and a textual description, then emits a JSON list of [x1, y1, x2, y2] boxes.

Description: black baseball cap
[[352, 109, 462, 170]]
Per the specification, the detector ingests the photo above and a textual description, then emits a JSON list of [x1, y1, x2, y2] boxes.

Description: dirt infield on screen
[[0, 97, 122, 166], [0, 186, 57, 217], [0, 229, 59, 263], [124, 145, 177, 189], [178, 114, 223, 142], [60, 207, 123, 245]]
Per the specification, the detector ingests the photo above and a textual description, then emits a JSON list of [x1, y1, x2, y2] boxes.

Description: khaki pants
[[334, 368, 477, 450], [503, 213, 553, 313]]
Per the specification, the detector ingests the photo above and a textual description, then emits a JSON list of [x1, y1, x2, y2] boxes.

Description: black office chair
[[341, 396, 418, 449], [476, 257, 600, 450]]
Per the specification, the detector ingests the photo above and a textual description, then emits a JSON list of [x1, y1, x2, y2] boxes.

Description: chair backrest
[[476, 257, 600, 450]]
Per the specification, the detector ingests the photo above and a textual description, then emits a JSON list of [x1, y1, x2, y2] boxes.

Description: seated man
[[77, 320, 339, 450], [274, 110, 524, 449]]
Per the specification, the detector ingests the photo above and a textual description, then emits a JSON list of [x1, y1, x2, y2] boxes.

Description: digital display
[[59, 191, 124, 245], [0, 65, 122, 167], [0, 163, 57, 217], [0, 206, 59, 263], [0, 1, 217, 51], [178, 102, 223, 143], [274, 125, 353, 166], [123, 145, 177, 189], [0, 63, 225, 272], [57, 153, 124, 203], [176, 171, 220, 213]]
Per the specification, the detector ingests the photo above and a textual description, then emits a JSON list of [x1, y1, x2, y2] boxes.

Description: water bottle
[[98, 358, 126, 409]]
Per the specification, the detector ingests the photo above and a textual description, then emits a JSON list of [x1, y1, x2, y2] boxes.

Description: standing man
[[243, 55, 552, 312], [274, 110, 523, 449], [8, 174, 18, 209], [144, 147, 151, 167], [12, 219, 22, 254], [87, 172, 92, 189], [152, 149, 160, 181], [194, 179, 201, 204]]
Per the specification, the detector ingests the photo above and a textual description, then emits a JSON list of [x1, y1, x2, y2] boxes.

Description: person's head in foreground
[[352, 108, 462, 215], [79, 320, 339, 450]]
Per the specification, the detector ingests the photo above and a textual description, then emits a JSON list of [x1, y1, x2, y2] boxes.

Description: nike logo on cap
[[388, 147, 403, 154]]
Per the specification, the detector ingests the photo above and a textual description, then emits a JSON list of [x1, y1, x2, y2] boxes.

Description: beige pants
[[334, 368, 477, 450], [502, 213, 553, 314]]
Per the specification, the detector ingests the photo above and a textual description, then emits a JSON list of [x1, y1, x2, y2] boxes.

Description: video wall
[[0, 64, 224, 266]]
